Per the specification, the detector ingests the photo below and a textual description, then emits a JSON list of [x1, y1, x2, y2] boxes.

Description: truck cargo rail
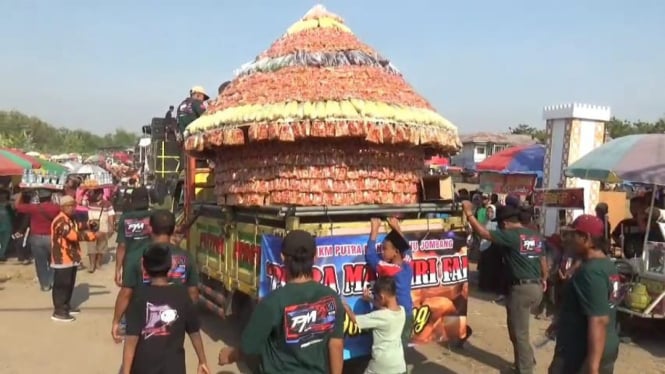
[[192, 202, 460, 229], [234, 202, 457, 217]]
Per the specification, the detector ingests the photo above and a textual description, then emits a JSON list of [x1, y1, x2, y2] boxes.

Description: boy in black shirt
[[122, 244, 209, 374]]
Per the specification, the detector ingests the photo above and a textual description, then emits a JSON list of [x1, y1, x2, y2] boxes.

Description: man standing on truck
[[111, 209, 199, 343], [218, 230, 345, 374], [176, 86, 209, 141], [462, 201, 547, 374]]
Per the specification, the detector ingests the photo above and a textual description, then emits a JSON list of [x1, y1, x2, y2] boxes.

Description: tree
[[0, 110, 138, 154], [605, 116, 665, 139], [507, 116, 665, 143], [508, 124, 547, 143]]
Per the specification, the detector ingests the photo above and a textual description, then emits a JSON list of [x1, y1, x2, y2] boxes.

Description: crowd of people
[[0, 172, 637, 373], [463, 188, 665, 374], [0, 114, 645, 374]]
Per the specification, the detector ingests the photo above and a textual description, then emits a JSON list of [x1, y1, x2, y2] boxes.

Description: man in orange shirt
[[50, 196, 103, 322]]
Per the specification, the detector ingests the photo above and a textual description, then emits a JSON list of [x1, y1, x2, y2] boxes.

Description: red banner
[[479, 172, 536, 195], [533, 188, 584, 209]]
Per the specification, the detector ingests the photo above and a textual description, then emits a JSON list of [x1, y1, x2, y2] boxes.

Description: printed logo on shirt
[[141, 255, 188, 284], [124, 217, 151, 239], [518, 235, 543, 258], [142, 302, 179, 339], [609, 274, 623, 307], [284, 296, 337, 348]]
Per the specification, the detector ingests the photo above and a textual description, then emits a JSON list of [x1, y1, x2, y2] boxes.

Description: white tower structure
[[542, 103, 611, 235]]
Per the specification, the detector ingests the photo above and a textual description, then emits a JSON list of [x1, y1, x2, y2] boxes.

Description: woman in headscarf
[[478, 204, 500, 292]]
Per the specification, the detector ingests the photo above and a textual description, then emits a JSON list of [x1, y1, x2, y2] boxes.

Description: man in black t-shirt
[[122, 244, 209, 374]]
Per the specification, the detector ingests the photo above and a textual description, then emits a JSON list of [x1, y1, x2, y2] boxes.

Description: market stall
[[565, 134, 665, 320], [476, 144, 544, 196]]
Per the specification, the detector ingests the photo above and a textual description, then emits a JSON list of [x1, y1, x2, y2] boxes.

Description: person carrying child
[[366, 217, 413, 347], [122, 243, 210, 374], [343, 277, 406, 374]]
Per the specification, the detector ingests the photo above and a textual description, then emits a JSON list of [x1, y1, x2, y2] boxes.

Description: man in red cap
[[548, 214, 620, 374]]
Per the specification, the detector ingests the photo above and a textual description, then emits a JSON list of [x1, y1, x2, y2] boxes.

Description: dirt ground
[[1, 255, 664, 374]]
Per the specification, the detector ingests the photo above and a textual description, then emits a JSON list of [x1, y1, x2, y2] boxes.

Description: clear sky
[[1, 0, 664, 135]]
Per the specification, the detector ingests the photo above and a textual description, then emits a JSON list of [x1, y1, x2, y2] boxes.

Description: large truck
[[174, 155, 470, 360]]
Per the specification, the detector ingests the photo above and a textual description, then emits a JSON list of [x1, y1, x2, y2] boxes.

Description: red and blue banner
[[259, 232, 470, 359]]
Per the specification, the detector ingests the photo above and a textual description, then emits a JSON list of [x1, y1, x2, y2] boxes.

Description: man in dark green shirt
[[463, 201, 547, 374], [549, 215, 620, 374], [111, 209, 200, 343], [114, 187, 152, 287], [218, 230, 345, 374], [176, 85, 209, 136]]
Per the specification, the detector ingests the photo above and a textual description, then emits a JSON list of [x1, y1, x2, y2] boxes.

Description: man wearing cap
[[50, 195, 101, 322], [176, 86, 209, 139], [549, 215, 620, 374], [218, 230, 345, 374], [463, 201, 547, 374]]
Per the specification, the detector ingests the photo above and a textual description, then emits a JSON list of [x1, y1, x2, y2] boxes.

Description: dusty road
[[1, 259, 664, 374]]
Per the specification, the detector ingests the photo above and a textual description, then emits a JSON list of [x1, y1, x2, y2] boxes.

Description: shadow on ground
[[618, 315, 665, 358], [72, 282, 111, 308]]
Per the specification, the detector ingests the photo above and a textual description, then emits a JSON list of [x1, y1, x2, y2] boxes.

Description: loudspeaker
[[151, 118, 166, 139], [151, 117, 177, 141], [151, 140, 181, 179]]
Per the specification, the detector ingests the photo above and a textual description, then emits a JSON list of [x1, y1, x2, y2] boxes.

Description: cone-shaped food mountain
[[184, 4, 461, 154]]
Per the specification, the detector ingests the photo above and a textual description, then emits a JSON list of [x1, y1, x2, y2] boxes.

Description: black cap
[[385, 230, 410, 253], [282, 230, 316, 259], [497, 205, 521, 221]]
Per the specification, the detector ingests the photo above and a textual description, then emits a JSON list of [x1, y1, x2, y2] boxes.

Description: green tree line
[[509, 116, 665, 143], [0, 110, 138, 154]]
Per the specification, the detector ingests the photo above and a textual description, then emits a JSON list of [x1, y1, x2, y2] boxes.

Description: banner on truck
[[259, 232, 469, 360]]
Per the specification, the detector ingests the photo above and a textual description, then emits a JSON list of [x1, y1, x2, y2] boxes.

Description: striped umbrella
[[565, 134, 665, 185], [0, 153, 29, 176], [0, 149, 68, 174], [476, 144, 545, 176], [0, 149, 40, 169]]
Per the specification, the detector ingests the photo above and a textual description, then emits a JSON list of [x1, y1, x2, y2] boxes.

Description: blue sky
[[1, 0, 664, 135]]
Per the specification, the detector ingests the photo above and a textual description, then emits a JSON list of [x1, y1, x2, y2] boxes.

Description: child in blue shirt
[[365, 217, 413, 346]]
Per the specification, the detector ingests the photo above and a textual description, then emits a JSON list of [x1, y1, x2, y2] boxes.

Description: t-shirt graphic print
[[284, 295, 338, 348], [143, 302, 179, 339], [518, 234, 543, 259]]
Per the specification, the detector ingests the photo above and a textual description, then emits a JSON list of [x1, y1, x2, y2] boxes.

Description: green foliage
[[0, 110, 137, 154], [508, 123, 547, 143], [509, 116, 665, 142], [605, 117, 665, 138]]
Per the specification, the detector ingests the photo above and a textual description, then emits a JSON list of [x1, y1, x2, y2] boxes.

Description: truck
[[174, 154, 470, 359]]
